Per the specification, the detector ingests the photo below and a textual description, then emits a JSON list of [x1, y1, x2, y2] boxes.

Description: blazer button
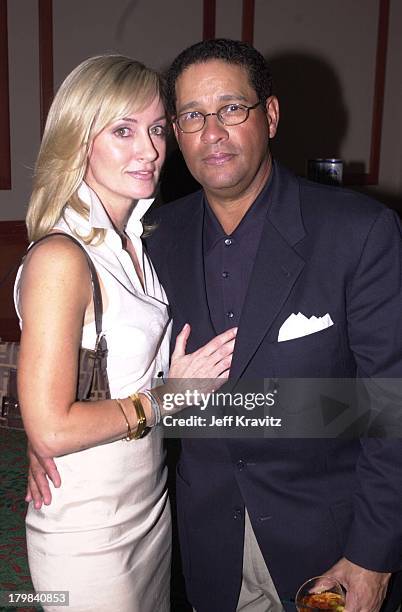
[[236, 460, 245, 471], [233, 508, 243, 520]]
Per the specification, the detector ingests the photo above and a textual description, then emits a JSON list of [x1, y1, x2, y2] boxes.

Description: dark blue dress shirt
[[203, 172, 274, 334]]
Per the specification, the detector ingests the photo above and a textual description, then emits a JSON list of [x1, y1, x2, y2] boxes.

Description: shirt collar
[[77, 181, 155, 238], [203, 166, 275, 252]]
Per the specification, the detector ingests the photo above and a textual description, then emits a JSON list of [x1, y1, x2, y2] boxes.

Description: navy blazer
[[146, 163, 402, 612]]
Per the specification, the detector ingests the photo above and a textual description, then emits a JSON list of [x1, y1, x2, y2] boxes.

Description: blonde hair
[[26, 54, 163, 242]]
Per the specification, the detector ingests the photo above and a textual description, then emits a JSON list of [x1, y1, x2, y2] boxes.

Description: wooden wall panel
[[38, 0, 54, 134], [242, 0, 255, 44], [203, 0, 216, 39], [344, 0, 389, 185], [0, 0, 11, 190], [0, 0, 54, 191], [0, 222, 27, 341], [242, 0, 389, 185], [203, 0, 389, 187], [0, 0, 393, 202]]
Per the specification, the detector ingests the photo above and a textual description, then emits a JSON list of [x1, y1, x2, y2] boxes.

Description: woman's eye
[[226, 104, 241, 113], [114, 127, 131, 137], [149, 125, 166, 137]]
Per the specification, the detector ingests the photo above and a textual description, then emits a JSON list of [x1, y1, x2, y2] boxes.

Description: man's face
[[173, 59, 279, 203]]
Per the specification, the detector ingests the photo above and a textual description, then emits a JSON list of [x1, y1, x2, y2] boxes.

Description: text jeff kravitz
[[162, 415, 282, 427]]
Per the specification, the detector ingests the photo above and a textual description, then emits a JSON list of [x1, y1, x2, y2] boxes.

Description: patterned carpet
[[0, 427, 38, 611], [0, 431, 190, 611]]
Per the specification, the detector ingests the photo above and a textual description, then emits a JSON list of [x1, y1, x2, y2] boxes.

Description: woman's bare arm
[[18, 236, 143, 457], [19, 235, 236, 458]]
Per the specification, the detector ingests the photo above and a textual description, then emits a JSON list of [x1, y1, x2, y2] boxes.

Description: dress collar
[[77, 181, 155, 238]]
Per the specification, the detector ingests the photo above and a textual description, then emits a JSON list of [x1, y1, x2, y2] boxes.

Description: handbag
[[0, 232, 110, 430]]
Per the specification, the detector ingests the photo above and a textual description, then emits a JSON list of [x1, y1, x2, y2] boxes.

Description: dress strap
[[27, 233, 104, 338]]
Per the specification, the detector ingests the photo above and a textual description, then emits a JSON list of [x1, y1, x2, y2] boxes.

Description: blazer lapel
[[164, 196, 216, 349], [230, 163, 306, 383]]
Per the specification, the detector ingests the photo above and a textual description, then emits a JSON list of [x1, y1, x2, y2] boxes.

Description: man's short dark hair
[[165, 38, 273, 117]]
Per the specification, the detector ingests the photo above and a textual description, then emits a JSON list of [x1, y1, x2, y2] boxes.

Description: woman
[[15, 55, 235, 611]]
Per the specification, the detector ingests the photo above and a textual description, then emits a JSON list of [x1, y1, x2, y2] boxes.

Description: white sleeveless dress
[[14, 183, 172, 612]]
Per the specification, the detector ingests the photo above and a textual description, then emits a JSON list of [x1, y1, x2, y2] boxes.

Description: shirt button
[[222, 271, 229, 278], [224, 238, 233, 246], [226, 311, 234, 319]]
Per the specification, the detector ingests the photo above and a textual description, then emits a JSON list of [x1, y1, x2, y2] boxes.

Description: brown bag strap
[[27, 233, 104, 340]]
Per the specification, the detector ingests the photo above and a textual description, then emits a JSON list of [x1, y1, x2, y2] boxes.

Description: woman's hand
[[153, 324, 237, 414], [169, 324, 236, 379]]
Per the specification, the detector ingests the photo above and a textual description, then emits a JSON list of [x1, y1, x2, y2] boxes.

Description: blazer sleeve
[[344, 208, 402, 571]]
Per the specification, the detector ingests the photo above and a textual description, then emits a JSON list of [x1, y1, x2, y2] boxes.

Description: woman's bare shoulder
[[23, 234, 90, 279], [19, 234, 92, 311]]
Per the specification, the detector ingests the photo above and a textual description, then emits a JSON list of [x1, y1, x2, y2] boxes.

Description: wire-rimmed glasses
[[175, 101, 262, 133]]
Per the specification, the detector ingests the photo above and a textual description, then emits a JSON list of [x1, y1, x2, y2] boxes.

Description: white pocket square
[[278, 312, 334, 342]]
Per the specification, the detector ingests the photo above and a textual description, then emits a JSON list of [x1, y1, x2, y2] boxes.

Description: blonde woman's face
[[85, 95, 166, 208]]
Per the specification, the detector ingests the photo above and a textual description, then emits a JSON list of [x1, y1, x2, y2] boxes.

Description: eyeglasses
[[175, 101, 261, 133]]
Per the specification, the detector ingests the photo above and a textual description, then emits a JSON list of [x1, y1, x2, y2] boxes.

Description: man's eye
[[149, 125, 166, 137], [114, 127, 131, 137], [183, 111, 203, 122], [225, 104, 242, 113]]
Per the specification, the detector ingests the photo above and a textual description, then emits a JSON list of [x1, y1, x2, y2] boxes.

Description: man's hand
[[323, 557, 391, 612], [26, 443, 61, 509]]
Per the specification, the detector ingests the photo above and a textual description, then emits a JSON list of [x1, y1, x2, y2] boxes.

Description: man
[[145, 39, 402, 611], [30, 40, 402, 612]]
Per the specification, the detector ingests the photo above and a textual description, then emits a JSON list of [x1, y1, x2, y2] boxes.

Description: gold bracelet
[[129, 393, 148, 439], [116, 399, 136, 441]]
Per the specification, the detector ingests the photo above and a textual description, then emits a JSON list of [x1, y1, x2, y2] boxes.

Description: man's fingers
[[343, 587, 365, 612], [25, 484, 33, 503], [41, 457, 61, 488], [27, 444, 59, 504], [30, 466, 53, 506], [28, 472, 45, 509], [342, 595, 354, 612], [321, 558, 390, 612], [313, 575, 346, 592], [171, 323, 191, 360]]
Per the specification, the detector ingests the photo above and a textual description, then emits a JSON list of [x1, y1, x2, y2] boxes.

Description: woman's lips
[[127, 170, 154, 180]]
